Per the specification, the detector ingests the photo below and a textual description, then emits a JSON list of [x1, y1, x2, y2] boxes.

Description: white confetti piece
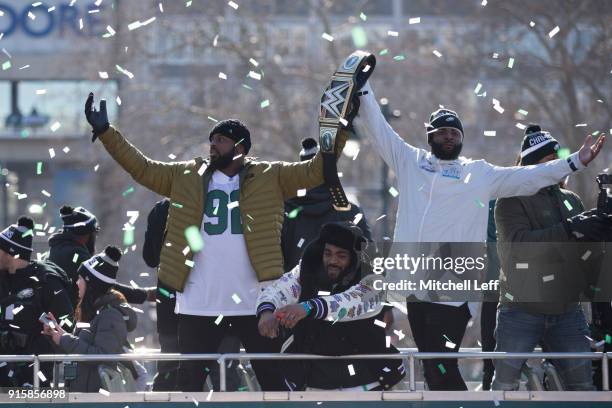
[[192, 396, 199, 406], [516, 123, 526, 130], [484, 131, 496, 137], [387, 30, 398, 37], [575, 123, 587, 127], [12, 305, 24, 315], [508, 58, 515, 68], [321, 32, 334, 42], [218, 72, 227, 80], [215, 314, 224, 325], [62, 146, 70, 154], [116, 65, 134, 79], [445, 341, 456, 349], [36, 89, 47, 95], [432, 50, 442, 58], [548, 26, 560, 38], [41, 190, 51, 197], [516, 263, 528, 269], [185, 259, 194, 267], [393, 329, 405, 340], [106, 25, 116, 36], [376, 214, 386, 221], [347, 364, 355, 376], [227, 201, 239, 210], [353, 213, 363, 225], [228, 1, 239, 9], [168, 153, 176, 160], [505, 293, 514, 301], [529, 21, 535, 27], [581, 250, 592, 261], [116, 96, 122, 106], [48, 148, 55, 158], [388, 186, 399, 197], [464, 173, 472, 184], [481, 0, 488, 5], [409, 17, 421, 24], [374, 319, 386, 328], [99, 388, 110, 396], [249, 58, 259, 67], [260, 99, 270, 108], [198, 163, 206, 176], [182, 246, 190, 256], [317, 291, 331, 296], [542, 274, 555, 283], [159, 3, 164, 12], [50, 122, 61, 132], [297, 189, 306, 197], [98, 71, 108, 79], [28, 11, 36, 20], [386, 336, 391, 348], [474, 83, 482, 94], [206, 390, 213, 401], [94, 164, 100, 172], [247, 71, 261, 80], [518, 109, 528, 116], [232, 294, 242, 304]]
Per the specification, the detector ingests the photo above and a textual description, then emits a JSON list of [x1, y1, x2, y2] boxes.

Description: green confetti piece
[[517, 109, 528, 116], [606, 334, 612, 344], [260, 99, 270, 109], [590, 285, 602, 292], [158, 288, 171, 298], [351, 26, 368, 48], [172, 202, 184, 208], [122, 186, 134, 196], [21, 229, 33, 238], [359, 12, 367, 21], [504, 292, 514, 301], [592, 130, 600, 136], [36, 162, 43, 175], [338, 308, 347, 320], [72, 253, 79, 263], [185, 225, 204, 252], [507, 58, 515, 68], [287, 207, 302, 219], [2, 61, 11, 71], [379, 49, 389, 56], [185, 259, 195, 267], [393, 55, 405, 61], [556, 148, 570, 160], [20, 129, 30, 138], [242, 84, 253, 90], [437, 363, 446, 374], [238, 386, 249, 392], [476, 199, 485, 208], [123, 227, 134, 246], [183, 170, 191, 174], [563, 200, 573, 211]]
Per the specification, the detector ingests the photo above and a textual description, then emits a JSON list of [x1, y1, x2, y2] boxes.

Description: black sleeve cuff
[[256, 302, 276, 319]]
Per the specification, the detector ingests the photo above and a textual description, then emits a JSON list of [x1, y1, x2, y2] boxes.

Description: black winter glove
[[564, 210, 612, 241], [84, 92, 110, 142]]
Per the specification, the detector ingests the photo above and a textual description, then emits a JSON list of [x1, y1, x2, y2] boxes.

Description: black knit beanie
[[520, 124, 560, 165], [209, 119, 251, 153], [426, 108, 464, 142], [78, 245, 121, 295], [60, 205, 98, 235], [299, 137, 319, 161], [0, 217, 34, 261]]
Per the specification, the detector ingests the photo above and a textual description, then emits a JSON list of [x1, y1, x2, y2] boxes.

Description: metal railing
[[4, 351, 609, 392]]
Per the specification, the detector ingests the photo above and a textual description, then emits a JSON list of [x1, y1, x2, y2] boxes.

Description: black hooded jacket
[[282, 223, 404, 390]]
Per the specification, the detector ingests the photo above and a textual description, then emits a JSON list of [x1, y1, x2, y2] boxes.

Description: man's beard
[[209, 148, 236, 170], [430, 140, 463, 160]]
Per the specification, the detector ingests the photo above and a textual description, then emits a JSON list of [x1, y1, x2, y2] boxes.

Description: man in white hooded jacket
[[352, 80, 606, 390]]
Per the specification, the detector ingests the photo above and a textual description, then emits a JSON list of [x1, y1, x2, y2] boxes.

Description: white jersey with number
[[176, 170, 262, 316]]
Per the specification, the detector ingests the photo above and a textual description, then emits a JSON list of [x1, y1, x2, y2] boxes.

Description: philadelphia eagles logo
[[321, 81, 350, 118]]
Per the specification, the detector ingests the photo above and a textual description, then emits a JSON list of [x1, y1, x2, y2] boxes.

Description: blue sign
[[0, 2, 107, 38]]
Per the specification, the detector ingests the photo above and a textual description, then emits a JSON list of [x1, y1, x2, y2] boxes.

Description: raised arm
[[487, 134, 606, 199], [85, 93, 181, 197], [352, 81, 420, 174], [277, 130, 350, 200]]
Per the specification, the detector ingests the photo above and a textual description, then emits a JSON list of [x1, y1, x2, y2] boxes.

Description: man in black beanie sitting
[[493, 124, 612, 391], [48, 205, 156, 308], [0, 216, 74, 387], [257, 222, 402, 391]]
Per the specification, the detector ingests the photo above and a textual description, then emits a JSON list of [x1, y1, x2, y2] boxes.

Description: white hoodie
[[353, 81, 586, 307]]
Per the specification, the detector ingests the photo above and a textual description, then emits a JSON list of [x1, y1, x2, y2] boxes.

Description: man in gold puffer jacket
[[84, 93, 349, 391]]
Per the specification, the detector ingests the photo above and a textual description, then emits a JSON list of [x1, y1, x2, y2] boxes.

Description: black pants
[[177, 314, 285, 391], [407, 301, 471, 391], [152, 281, 180, 391], [480, 301, 498, 390]]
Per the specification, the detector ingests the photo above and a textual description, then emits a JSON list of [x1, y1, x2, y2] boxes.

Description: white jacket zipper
[[417, 164, 439, 241]]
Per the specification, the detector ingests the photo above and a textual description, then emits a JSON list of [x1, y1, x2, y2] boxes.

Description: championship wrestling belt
[[319, 50, 376, 211]]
